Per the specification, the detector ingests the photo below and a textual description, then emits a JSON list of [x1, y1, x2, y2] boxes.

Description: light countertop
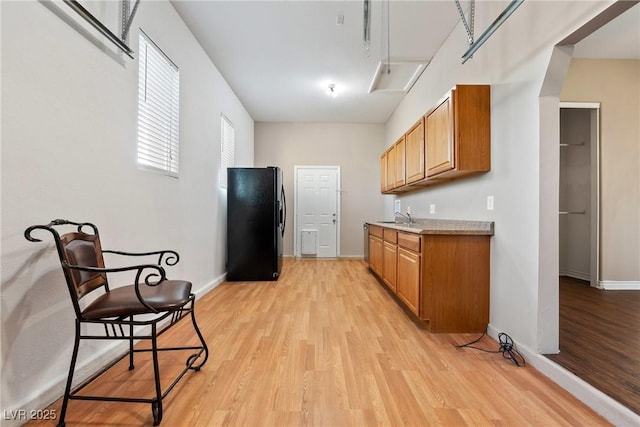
[[368, 219, 494, 235]]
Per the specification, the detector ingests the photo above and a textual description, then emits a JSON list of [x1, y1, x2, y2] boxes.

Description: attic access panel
[[368, 60, 428, 93]]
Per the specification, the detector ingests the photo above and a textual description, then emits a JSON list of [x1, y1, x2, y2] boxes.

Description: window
[[220, 115, 235, 188], [137, 31, 180, 177]]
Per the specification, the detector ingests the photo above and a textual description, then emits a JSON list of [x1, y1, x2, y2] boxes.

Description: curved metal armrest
[[102, 249, 180, 268], [63, 262, 167, 313]]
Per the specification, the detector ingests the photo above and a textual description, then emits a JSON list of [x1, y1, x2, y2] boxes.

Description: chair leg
[[187, 299, 209, 371], [151, 322, 163, 426], [57, 320, 81, 427], [128, 317, 135, 370]]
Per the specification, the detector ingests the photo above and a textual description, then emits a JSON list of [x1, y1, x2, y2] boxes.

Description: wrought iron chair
[[24, 219, 208, 426]]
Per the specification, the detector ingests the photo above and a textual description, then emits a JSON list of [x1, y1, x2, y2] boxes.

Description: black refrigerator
[[226, 167, 286, 281]]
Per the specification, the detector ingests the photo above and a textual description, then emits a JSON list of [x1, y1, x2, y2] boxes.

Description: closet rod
[[559, 211, 586, 215], [64, 0, 134, 58]]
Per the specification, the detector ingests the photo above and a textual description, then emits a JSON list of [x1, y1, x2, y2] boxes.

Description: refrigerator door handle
[[280, 187, 287, 236]]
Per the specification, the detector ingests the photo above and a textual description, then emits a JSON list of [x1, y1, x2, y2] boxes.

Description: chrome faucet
[[395, 211, 413, 224]]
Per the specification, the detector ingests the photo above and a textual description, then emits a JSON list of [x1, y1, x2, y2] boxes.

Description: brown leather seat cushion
[[82, 280, 192, 319]]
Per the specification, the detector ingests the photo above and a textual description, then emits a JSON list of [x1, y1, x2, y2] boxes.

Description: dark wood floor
[[546, 276, 640, 415]]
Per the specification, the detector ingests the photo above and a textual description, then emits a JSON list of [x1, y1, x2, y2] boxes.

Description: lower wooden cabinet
[[368, 227, 490, 333], [382, 241, 397, 292], [420, 235, 490, 333], [397, 247, 420, 316], [369, 235, 383, 276]]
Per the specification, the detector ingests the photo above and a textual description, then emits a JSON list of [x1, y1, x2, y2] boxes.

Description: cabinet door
[[380, 153, 387, 193], [382, 241, 397, 292], [386, 145, 396, 190], [426, 94, 454, 177], [405, 118, 425, 184], [397, 247, 420, 315], [394, 136, 406, 188], [369, 236, 383, 276]]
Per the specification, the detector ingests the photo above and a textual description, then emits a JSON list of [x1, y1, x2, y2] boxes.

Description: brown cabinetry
[[368, 225, 490, 333], [405, 118, 425, 184], [380, 84, 490, 193], [385, 145, 395, 191], [382, 136, 407, 193], [382, 229, 398, 292], [394, 136, 406, 188], [368, 226, 383, 276], [420, 235, 489, 332], [380, 154, 387, 193], [425, 85, 490, 180], [396, 232, 421, 315], [425, 95, 454, 176]]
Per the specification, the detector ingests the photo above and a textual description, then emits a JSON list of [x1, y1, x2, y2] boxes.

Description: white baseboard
[[487, 324, 640, 427], [194, 273, 226, 297], [559, 269, 590, 281], [1, 341, 129, 427], [2, 277, 224, 427], [596, 280, 640, 290]]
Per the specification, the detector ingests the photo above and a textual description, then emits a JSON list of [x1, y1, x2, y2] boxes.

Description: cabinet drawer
[[398, 232, 421, 252], [383, 229, 398, 243], [369, 225, 383, 238]]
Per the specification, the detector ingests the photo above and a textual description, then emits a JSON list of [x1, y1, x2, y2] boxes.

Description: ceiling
[[171, 0, 471, 123], [572, 2, 640, 59], [171, 1, 639, 124]]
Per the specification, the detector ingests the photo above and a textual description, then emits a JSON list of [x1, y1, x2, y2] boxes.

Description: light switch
[[394, 200, 401, 213], [429, 204, 436, 214], [487, 196, 494, 211]]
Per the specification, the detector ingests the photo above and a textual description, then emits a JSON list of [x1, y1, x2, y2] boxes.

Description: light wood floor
[[29, 259, 609, 426], [546, 276, 640, 415]]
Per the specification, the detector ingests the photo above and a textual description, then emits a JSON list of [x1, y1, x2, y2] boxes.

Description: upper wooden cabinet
[[381, 84, 490, 193], [382, 136, 407, 193], [385, 144, 396, 190], [380, 153, 387, 193], [405, 118, 425, 184], [394, 135, 406, 188], [425, 96, 454, 176], [426, 85, 490, 179]]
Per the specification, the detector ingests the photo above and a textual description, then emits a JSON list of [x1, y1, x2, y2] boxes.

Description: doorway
[[293, 166, 341, 258], [559, 103, 600, 287]]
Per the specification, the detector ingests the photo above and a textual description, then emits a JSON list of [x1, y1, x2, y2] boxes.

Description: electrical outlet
[[407, 206, 411, 215], [394, 200, 401, 213], [487, 196, 494, 211], [429, 204, 435, 214]]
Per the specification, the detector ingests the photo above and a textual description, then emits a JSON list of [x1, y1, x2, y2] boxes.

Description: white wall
[[0, 0, 253, 418], [254, 122, 386, 257]]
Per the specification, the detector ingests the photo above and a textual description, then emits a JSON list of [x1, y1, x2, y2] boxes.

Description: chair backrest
[[25, 220, 109, 316], [59, 231, 108, 299]]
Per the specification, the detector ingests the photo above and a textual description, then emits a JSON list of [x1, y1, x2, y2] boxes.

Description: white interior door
[[294, 166, 340, 257]]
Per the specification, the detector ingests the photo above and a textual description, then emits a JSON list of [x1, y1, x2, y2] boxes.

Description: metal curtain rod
[[461, 0, 524, 64], [64, 0, 134, 58]]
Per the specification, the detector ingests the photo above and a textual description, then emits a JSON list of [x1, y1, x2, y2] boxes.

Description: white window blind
[[137, 31, 180, 177], [220, 115, 235, 188]]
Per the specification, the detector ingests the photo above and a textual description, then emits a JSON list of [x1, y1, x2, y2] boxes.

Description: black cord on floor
[[456, 332, 526, 367]]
